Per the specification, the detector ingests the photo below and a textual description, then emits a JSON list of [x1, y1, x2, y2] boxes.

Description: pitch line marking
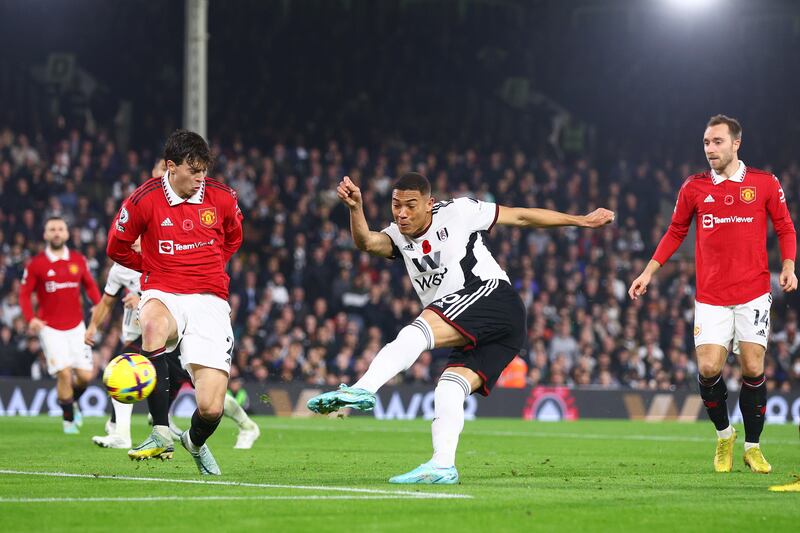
[[0, 470, 472, 500], [0, 495, 444, 503]]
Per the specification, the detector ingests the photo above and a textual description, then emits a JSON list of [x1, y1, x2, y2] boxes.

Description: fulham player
[[107, 130, 243, 475], [629, 115, 797, 474], [20, 216, 101, 434], [308, 173, 614, 484]]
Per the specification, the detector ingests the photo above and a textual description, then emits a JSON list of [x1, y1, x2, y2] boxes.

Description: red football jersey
[[653, 164, 796, 306], [106, 174, 243, 300], [20, 247, 101, 330]]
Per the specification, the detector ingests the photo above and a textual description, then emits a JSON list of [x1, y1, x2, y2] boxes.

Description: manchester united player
[[20, 216, 101, 434], [107, 130, 243, 475], [629, 115, 797, 474]]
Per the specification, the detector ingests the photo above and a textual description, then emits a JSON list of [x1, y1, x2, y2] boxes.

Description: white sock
[[744, 442, 760, 451], [153, 424, 173, 442], [353, 318, 434, 393], [223, 393, 251, 428], [716, 425, 733, 439], [430, 371, 471, 468], [111, 399, 133, 439]]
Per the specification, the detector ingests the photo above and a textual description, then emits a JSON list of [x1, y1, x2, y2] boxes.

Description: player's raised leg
[[738, 341, 770, 473], [180, 365, 225, 475], [696, 343, 736, 472], [128, 298, 177, 460], [306, 315, 437, 414]]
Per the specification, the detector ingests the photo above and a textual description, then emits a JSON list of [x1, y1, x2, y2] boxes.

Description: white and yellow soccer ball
[[103, 353, 156, 404]]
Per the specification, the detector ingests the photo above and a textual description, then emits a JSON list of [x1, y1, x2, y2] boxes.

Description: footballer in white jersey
[[103, 262, 142, 342], [307, 172, 614, 485], [381, 197, 509, 307]]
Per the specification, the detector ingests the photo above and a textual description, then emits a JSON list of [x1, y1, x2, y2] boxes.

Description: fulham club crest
[[437, 227, 449, 241]]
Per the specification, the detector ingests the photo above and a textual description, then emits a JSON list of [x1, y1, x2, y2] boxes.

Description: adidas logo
[[160, 217, 174, 227], [756, 329, 766, 337], [704, 194, 715, 203], [402, 244, 414, 251], [47, 269, 56, 277]]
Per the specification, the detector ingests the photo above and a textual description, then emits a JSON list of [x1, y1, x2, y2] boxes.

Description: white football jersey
[[104, 262, 142, 342], [381, 197, 509, 307]]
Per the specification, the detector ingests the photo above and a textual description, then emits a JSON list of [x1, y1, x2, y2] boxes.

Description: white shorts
[[39, 323, 94, 376], [694, 293, 772, 355], [138, 289, 234, 378]]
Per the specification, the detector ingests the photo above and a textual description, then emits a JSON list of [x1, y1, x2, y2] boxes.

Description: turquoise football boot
[[389, 461, 459, 485], [180, 431, 221, 475], [306, 384, 376, 414]]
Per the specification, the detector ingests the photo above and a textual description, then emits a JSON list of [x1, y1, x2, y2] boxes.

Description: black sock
[[740, 373, 766, 443], [73, 384, 87, 404], [188, 410, 222, 447], [698, 373, 730, 431], [110, 404, 117, 423], [59, 398, 74, 422], [166, 350, 184, 407], [143, 347, 170, 427]]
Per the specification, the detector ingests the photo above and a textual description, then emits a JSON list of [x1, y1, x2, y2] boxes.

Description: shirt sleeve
[[652, 181, 695, 266], [107, 199, 144, 271], [455, 197, 500, 232], [104, 263, 124, 296], [766, 175, 797, 262], [221, 192, 244, 264], [380, 224, 402, 260], [19, 261, 39, 323], [80, 255, 102, 305]]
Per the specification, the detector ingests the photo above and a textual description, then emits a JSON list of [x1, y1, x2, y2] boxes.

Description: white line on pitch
[[0, 495, 442, 503], [0, 470, 471, 500], [265, 423, 800, 445]]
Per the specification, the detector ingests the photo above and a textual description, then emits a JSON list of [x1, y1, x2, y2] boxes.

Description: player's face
[[152, 159, 167, 178], [43, 220, 68, 249], [703, 124, 740, 172], [391, 189, 433, 236], [167, 160, 206, 199]]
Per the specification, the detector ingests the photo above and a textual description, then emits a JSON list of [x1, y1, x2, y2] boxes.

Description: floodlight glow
[[665, 0, 718, 10]]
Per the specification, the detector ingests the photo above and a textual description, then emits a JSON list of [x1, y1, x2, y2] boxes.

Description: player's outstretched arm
[[495, 205, 615, 228], [628, 259, 662, 300], [338, 176, 395, 258], [84, 293, 118, 346]]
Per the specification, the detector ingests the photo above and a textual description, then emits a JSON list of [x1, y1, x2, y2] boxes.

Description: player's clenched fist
[[583, 208, 615, 228], [337, 176, 363, 210]]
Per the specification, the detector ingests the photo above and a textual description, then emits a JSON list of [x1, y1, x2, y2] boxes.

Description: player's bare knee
[[697, 361, 723, 378], [740, 359, 765, 377], [197, 403, 223, 421]]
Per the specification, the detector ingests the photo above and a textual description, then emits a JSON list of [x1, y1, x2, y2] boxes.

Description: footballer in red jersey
[[629, 115, 797, 475], [20, 216, 101, 434], [107, 130, 242, 475]]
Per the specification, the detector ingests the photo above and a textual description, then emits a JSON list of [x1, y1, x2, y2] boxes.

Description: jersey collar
[[45, 245, 69, 262], [710, 160, 746, 185], [162, 171, 205, 206]]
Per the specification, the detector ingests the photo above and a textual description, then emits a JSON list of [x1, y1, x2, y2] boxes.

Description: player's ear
[[427, 196, 435, 210]]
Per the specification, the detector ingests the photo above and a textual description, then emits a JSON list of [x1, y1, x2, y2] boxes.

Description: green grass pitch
[[1, 416, 799, 532]]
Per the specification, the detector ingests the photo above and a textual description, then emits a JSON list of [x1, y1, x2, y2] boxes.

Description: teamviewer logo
[[158, 240, 174, 254], [701, 214, 714, 229]]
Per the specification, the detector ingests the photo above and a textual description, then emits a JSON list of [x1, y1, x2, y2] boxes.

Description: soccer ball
[[103, 353, 156, 404]]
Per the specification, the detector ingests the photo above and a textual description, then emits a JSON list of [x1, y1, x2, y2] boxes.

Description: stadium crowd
[[0, 126, 798, 392]]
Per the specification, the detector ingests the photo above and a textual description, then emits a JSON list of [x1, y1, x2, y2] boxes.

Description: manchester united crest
[[740, 186, 756, 204], [198, 207, 217, 227]]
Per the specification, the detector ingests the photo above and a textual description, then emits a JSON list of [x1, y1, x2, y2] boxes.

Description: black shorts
[[425, 279, 526, 396], [123, 335, 191, 385]]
